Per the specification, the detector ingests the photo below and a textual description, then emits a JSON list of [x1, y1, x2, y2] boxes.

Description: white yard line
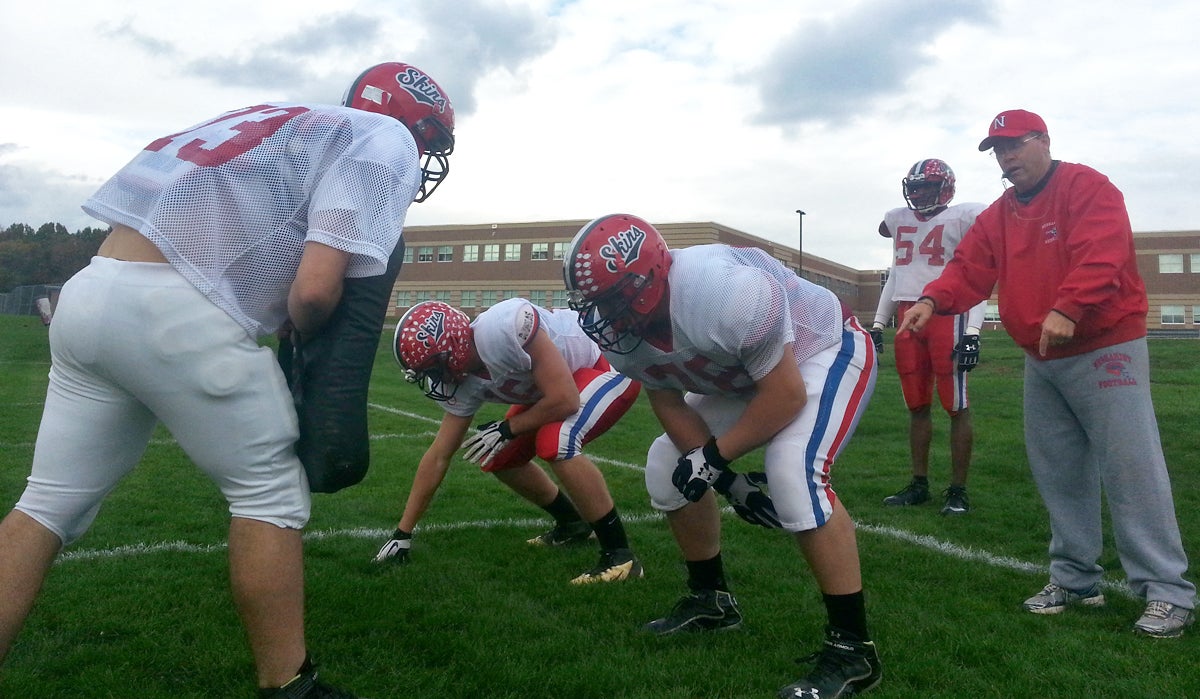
[[44, 401, 1135, 600]]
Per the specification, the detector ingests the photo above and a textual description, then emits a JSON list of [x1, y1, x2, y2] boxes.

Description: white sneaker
[[1022, 582, 1105, 614], [1133, 600, 1195, 638]]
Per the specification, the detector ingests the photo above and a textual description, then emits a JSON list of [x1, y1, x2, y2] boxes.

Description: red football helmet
[[563, 213, 671, 353], [393, 301, 473, 401], [902, 159, 955, 217], [343, 62, 455, 202]]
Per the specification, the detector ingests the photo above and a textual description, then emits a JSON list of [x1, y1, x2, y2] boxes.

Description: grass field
[[0, 313, 1197, 699]]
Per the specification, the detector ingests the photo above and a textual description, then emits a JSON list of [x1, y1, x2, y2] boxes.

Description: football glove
[[373, 528, 412, 564], [955, 334, 981, 372], [672, 437, 732, 502], [713, 470, 782, 528], [869, 326, 884, 360], [461, 419, 515, 467]]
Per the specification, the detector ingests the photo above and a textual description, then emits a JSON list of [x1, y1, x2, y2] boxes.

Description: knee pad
[[645, 434, 689, 512]]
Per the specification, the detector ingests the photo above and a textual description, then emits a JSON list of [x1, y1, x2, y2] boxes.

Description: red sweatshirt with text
[[920, 162, 1147, 361]]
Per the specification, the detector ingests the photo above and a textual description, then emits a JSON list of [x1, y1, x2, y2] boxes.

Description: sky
[[2, 0, 1199, 271]]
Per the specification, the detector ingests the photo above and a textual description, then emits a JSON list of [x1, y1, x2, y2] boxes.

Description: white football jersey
[[605, 245, 843, 395], [875, 203, 987, 328], [83, 103, 422, 338], [442, 298, 602, 417]]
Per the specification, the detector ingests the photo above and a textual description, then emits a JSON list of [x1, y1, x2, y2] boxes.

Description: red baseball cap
[[978, 109, 1048, 151]]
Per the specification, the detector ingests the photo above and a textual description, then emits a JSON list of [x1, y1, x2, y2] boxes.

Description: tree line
[[0, 222, 110, 292]]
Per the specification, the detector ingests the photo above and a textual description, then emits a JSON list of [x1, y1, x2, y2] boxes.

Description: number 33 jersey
[[82, 103, 422, 338], [880, 203, 985, 301]]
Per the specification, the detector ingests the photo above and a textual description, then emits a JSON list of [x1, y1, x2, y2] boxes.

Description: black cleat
[[882, 479, 930, 507], [778, 627, 882, 699], [643, 589, 743, 635], [526, 520, 594, 546], [940, 486, 970, 515], [260, 658, 362, 699]]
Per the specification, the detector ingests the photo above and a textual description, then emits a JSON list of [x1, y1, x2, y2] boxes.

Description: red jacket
[[921, 162, 1147, 360]]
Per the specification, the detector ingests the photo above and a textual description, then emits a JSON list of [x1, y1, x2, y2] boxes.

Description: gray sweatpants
[[1023, 337, 1195, 608]]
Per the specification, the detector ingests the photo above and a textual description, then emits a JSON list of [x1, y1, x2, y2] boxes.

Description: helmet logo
[[396, 67, 449, 114], [415, 309, 446, 347], [599, 225, 646, 273]]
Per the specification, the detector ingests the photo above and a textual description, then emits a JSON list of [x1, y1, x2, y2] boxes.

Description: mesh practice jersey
[[605, 245, 843, 395], [442, 298, 603, 417], [875, 203, 987, 329], [83, 103, 422, 338]]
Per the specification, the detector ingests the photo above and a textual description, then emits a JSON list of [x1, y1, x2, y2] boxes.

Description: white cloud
[[2, 0, 1198, 271]]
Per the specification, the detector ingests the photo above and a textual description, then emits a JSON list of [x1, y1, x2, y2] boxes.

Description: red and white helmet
[[902, 158, 955, 217], [393, 301, 473, 401], [343, 62, 455, 202], [563, 213, 671, 353]]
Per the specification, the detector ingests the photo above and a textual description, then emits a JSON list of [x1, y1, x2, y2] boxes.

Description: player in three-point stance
[[377, 298, 644, 584]]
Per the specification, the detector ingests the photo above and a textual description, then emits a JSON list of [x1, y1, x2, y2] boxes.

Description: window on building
[[1191, 254, 1200, 272], [505, 244, 521, 262], [551, 289, 568, 308], [415, 290, 432, 303], [403, 248, 414, 265], [530, 290, 547, 307], [435, 290, 451, 302], [461, 290, 476, 308], [417, 246, 434, 263], [437, 246, 453, 262], [395, 290, 410, 308], [483, 244, 500, 262], [463, 245, 479, 262], [553, 242, 569, 260], [1161, 305, 1185, 325], [1194, 306, 1200, 324], [531, 243, 549, 260], [985, 304, 1000, 323], [481, 290, 497, 308], [1159, 254, 1184, 273]]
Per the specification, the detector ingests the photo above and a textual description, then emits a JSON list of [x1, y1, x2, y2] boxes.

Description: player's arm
[[660, 357, 796, 527], [874, 270, 897, 327], [507, 329, 581, 435], [871, 271, 898, 355], [397, 412, 474, 532], [711, 345, 806, 461], [646, 388, 712, 453], [288, 241, 351, 335]]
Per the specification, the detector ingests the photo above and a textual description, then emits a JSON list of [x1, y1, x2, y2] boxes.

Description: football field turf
[[1, 315, 1196, 698]]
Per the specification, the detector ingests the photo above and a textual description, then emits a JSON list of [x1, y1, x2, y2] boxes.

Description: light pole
[[795, 209, 806, 276]]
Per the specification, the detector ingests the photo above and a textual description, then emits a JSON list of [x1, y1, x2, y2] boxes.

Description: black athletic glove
[[461, 420, 516, 467], [955, 334, 981, 372], [869, 326, 884, 361], [713, 470, 782, 528], [373, 528, 412, 564], [672, 437, 731, 502]]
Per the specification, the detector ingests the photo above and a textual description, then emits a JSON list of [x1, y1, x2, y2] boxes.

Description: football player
[[872, 159, 987, 515], [565, 214, 881, 699], [376, 298, 644, 584], [0, 62, 454, 698]]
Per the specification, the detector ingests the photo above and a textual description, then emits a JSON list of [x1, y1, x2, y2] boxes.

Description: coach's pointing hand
[[900, 296, 936, 333]]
